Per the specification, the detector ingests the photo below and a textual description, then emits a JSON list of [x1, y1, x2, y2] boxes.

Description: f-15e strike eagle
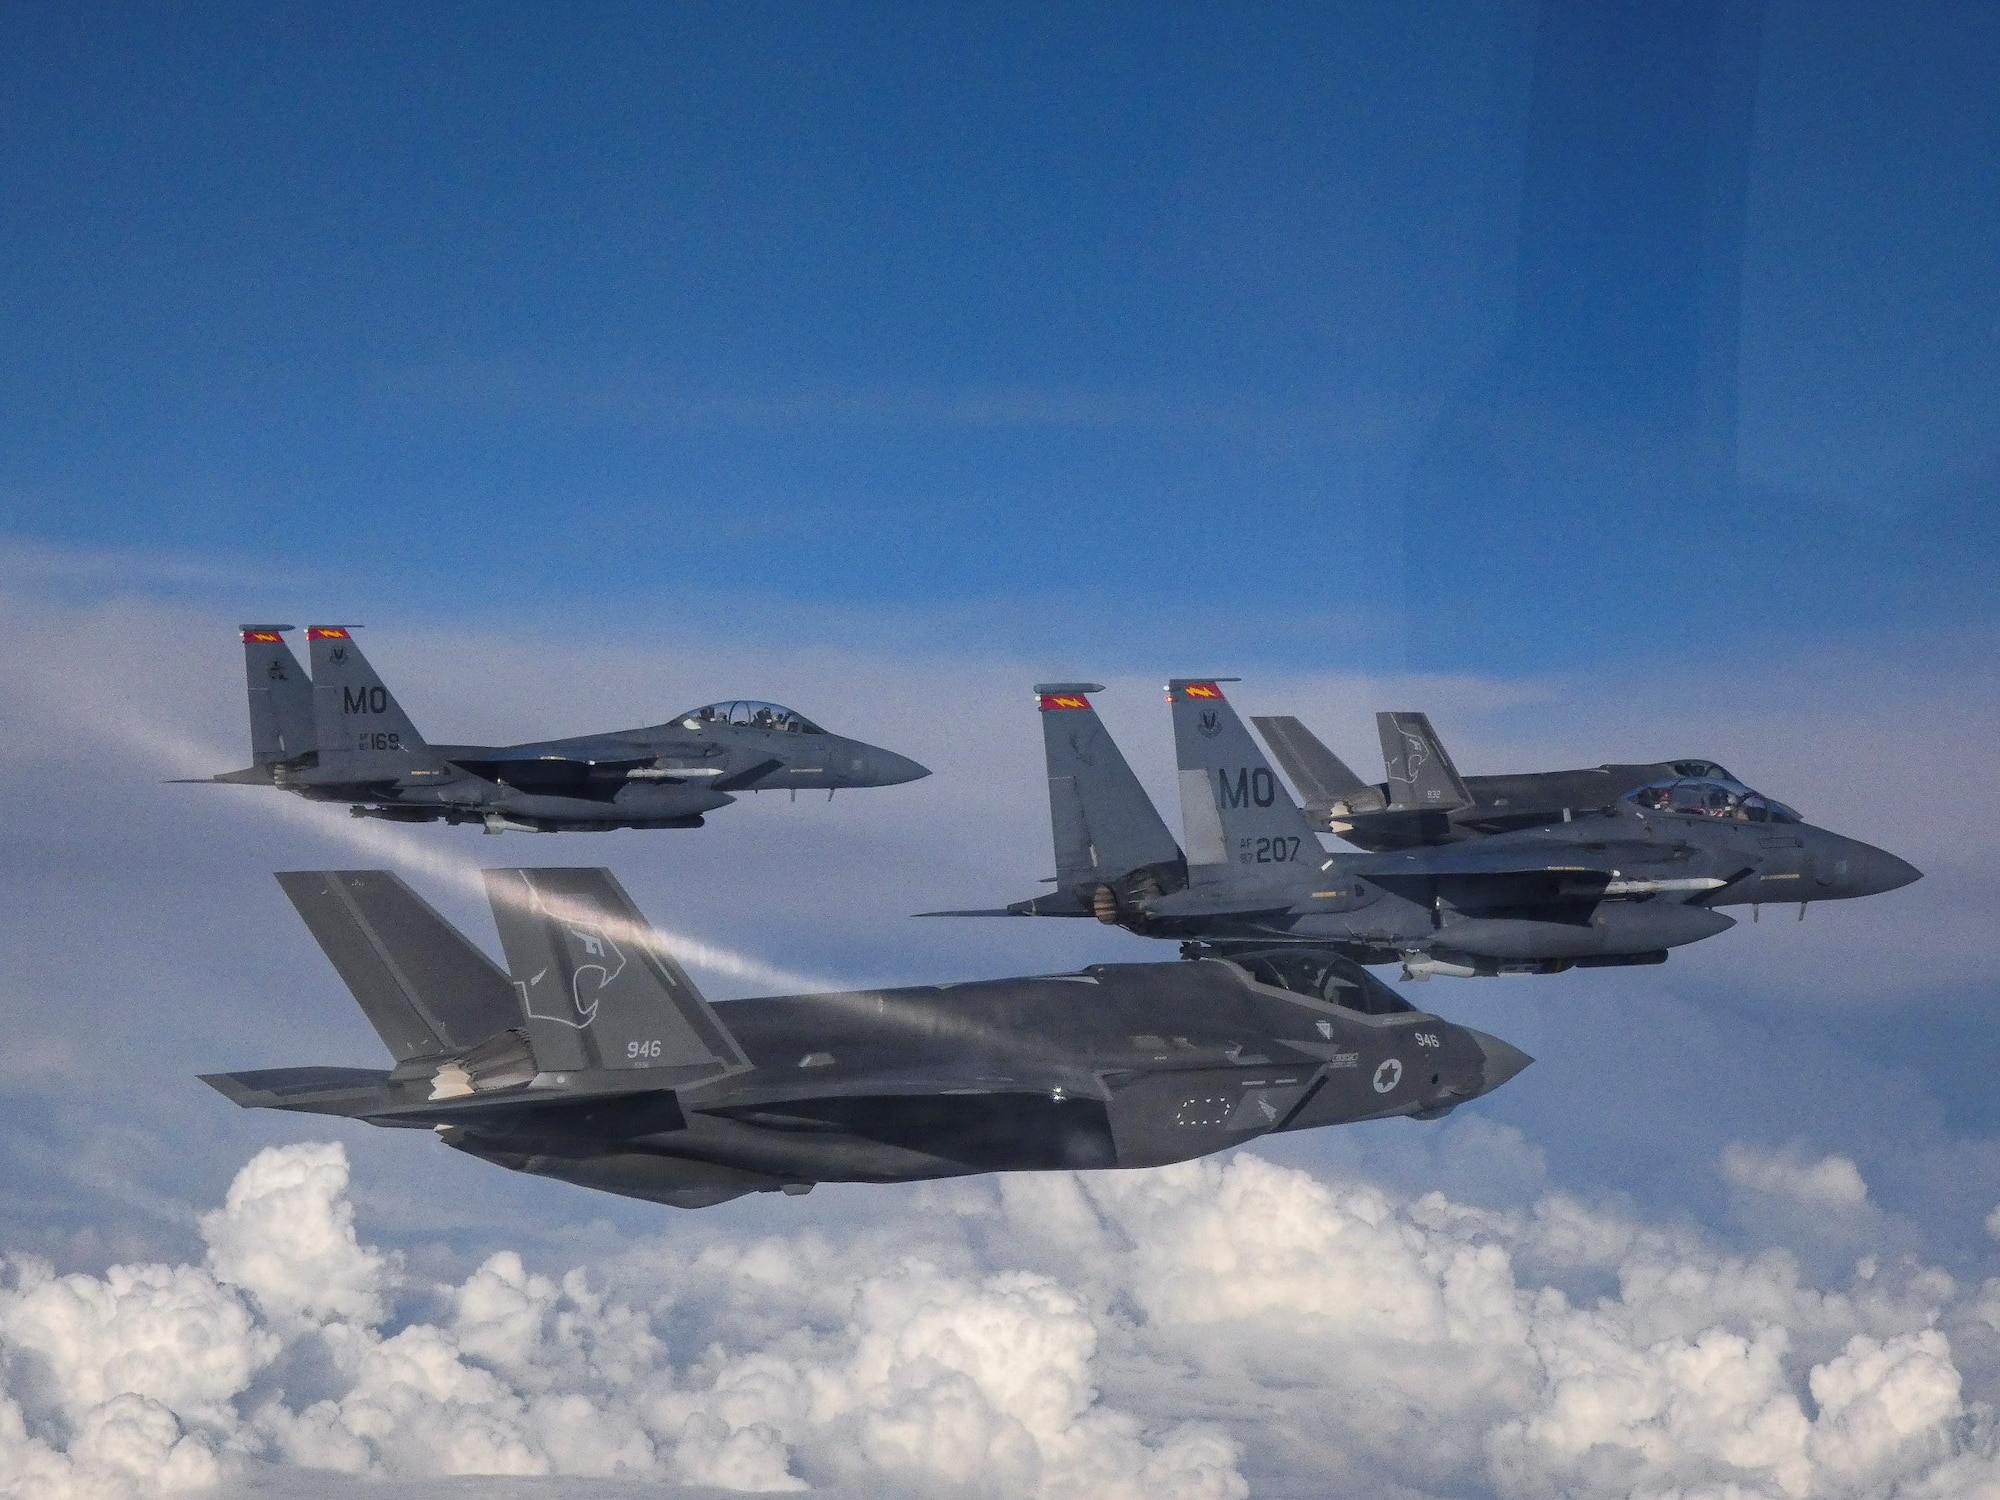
[[188, 625, 928, 833], [203, 867, 1531, 1209], [937, 681, 1919, 979]]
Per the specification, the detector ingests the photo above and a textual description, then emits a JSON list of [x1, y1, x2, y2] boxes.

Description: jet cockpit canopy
[[1229, 949, 1416, 1015], [1667, 759, 1733, 780], [1627, 776, 1801, 824], [676, 701, 826, 734]]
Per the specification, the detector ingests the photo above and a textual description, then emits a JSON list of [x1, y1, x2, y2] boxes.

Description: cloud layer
[[0, 570, 1994, 1497], [8, 1141, 2000, 1498]]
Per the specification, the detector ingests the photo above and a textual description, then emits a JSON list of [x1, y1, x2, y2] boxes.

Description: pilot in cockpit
[[1628, 777, 1800, 824], [676, 702, 828, 735]]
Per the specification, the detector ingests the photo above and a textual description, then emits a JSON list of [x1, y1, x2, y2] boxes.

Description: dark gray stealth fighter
[[191, 625, 927, 832], [943, 681, 1918, 979], [1253, 709, 1751, 851], [202, 868, 1531, 1208]]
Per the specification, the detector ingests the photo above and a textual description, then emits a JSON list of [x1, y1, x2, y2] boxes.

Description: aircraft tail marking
[[306, 627, 443, 781], [276, 870, 522, 1065], [1167, 679, 1322, 894], [1377, 712, 1472, 813], [481, 868, 749, 1081]]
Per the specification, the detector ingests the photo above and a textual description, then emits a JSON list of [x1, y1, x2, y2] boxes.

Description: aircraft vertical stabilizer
[[1378, 712, 1472, 813], [306, 627, 443, 782], [481, 867, 748, 1084], [275, 870, 521, 1064], [1168, 680, 1323, 895], [241, 625, 315, 773], [1036, 684, 1183, 897], [1251, 715, 1386, 816]]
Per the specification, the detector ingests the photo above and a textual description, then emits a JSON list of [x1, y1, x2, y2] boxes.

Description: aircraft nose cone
[[1852, 843, 1922, 896], [1465, 1029, 1534, 1094], [875, 750, 931, 786]]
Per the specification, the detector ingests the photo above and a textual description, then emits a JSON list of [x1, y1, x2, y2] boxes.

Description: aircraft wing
[[447, 738, 674, 797]]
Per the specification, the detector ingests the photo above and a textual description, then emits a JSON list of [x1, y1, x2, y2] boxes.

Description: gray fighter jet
[[938, 681, 1918, 978], [189, 625, 928, 832], [1254, 710, 1744, 850], [202, 867, 1531, 1208]]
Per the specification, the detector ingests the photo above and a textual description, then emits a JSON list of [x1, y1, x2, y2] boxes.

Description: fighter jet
[[936, 681, 1918, 978], [189, 625, 928, 832], [201, 867, 1532, 1208], [1253, 709, 1746, 849]]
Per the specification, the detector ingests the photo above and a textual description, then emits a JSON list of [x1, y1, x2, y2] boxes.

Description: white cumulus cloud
[[1721, 1143, 1871, 1210], [5, 1133, 2000, 1498]]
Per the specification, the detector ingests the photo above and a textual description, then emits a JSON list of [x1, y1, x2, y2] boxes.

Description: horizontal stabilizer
[[915, 886, 1093, 916], [169, 766, 272, 785], [201, 1067, 391, 1115]]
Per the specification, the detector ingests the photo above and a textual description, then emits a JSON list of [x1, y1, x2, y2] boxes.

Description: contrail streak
[[20, 647, 1100, 1068], [262, 797, 844, 995], [31, 660, 845, 994]]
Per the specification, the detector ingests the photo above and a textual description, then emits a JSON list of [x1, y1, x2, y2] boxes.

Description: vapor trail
[[260, 795, 845, 995], [29, 658, 845, 995]]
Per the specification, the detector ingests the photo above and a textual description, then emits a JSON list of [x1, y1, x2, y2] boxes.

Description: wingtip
[[198, 1072, 266, 1108]]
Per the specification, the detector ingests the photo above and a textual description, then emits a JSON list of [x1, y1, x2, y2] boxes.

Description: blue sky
[[6, 1, 1992, 669], [1, 5, 1997, 1496]]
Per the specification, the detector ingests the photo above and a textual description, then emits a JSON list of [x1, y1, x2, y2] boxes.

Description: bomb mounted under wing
[[202, 868, 1531, 1208], [936, 680, 1919, 977], [186, 625, 928, 832]]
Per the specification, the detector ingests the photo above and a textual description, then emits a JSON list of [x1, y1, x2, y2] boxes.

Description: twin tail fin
[[248, 868, 746, 1100]]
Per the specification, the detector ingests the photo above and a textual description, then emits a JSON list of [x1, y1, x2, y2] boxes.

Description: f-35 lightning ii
[[1253, 710, 1746, 850], [189, 625, 928, 833], [202, 867, 1531, 1208], [939, 681, 1918, 978]]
